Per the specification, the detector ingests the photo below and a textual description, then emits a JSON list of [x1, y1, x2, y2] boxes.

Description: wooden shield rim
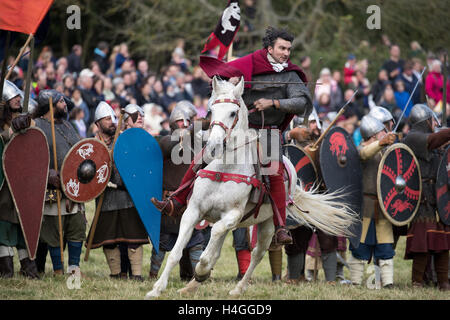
[[0, 135, 4, 190], [377, 143, 422, 227], [60, 137, 112, 203], [2, 127, 49, 259], [436, 145, 450, 225], [282, 143, 319, 187]]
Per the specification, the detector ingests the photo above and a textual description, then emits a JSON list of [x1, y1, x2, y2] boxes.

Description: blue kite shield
[[114, 128, 163, 252]]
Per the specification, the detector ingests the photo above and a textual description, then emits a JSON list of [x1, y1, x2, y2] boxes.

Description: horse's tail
[[287, 184, 359, 237]]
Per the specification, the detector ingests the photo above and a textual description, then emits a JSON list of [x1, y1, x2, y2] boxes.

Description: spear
[[393, 67, 426, 132], [48, 96, 65, 271], [22, 36, 35, 114], [5, 34, 33, 81], [310, 89, 359, 150]]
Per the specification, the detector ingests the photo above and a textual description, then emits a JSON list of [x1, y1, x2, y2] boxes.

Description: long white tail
[[287, 184, 359, 237]]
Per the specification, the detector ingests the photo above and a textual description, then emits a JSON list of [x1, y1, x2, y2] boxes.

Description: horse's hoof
[[178, 279, 200, 295], [145, 290, 160, 300], [229, 288, 241, 297]]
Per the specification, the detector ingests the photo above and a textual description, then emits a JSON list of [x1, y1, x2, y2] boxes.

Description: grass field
[[1, 200, 448, 300]]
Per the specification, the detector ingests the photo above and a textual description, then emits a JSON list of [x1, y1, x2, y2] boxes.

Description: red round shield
[[436, 145, 450, 226], [60, 138, 112, 203], [282, 144, 318, 191], [377, 143, 422, 226]]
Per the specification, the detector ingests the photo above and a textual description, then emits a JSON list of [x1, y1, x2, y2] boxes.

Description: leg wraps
[[347, 253, 366, 285], [434, 251, 449, 288], [269, 248, 282, 276], [48, 246, 63, 271], [128, 245, 143, 276], [322, 251, 337, 282], [412, 252, 429, 284], [0, 245, 14, 258], [287, 252, 305, 280], [150, 248, 166, 276], [68, 241, 82, 267], [103, 246, 121, 276], [379, 258, 394, 287], [189, 245, 203, 272]]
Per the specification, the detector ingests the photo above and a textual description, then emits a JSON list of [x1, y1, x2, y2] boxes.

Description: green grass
[[1, 200, 448, 300]]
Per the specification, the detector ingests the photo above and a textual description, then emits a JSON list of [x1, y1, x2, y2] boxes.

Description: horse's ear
[[212, 76, 220, 93], [233, 76, 244, 97]]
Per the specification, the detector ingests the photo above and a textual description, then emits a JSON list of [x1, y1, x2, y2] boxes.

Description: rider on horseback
[[151, 26, 313, 245]]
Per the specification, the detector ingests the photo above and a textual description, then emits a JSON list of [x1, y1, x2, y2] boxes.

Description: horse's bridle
[[209, 98, 241, 142]]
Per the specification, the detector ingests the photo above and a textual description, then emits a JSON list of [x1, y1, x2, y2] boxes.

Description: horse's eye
[[230, 112, 236, 118]]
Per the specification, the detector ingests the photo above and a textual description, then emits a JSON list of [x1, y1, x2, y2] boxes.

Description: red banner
[[0, 0, 53, 35]]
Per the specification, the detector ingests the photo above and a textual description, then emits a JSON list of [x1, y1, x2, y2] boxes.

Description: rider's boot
[[268, 161, 292, 245], [151, 197, 185, 216], [151, 160, 198, 216]]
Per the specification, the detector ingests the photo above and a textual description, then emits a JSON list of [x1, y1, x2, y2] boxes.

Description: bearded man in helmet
[[401, 103, 450, 291], [0, 80, 39, 279], [347, 114, 397, 288], [33, 89, 86, 276], [87, 101, 149, 281]]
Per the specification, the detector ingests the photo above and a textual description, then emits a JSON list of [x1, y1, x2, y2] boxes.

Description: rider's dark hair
[[262, 26, 294, 49]]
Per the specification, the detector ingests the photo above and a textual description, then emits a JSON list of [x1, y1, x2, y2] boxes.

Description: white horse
[[145, 77, 358, 299]]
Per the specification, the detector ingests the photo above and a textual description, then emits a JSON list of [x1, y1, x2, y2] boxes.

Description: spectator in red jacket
[[344, 54, 357, 85], [425, 59, 450, 107]]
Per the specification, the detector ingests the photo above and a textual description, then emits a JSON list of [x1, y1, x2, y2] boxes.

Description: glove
[[47, 169, 61, 190], [379, 132, 397, 146], [289, 127, 311, 142], [11, 114, 31, 132], [201, 117, 211, 131]]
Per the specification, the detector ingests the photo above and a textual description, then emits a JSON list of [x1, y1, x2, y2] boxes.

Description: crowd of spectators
[[5, 33, 450, 144]]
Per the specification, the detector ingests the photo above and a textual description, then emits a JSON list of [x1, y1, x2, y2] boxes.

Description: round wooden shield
[[319, 126, 363, 248], [377, 143, 422, 226], [282, 144, 318, 191], [436, 145, 450, 226], [60, 138, 112, 203]]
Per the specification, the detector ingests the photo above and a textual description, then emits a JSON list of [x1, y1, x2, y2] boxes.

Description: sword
[[336, 252, 350, 270], [393, 67, 427, 132]]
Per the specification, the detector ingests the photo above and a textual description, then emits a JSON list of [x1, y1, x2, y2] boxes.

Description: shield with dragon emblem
[[282, 144, 318, 191], [436, 145, 450, 226], [60, 138, 112, 203], [377, 143, 422, 226], [320, 126, 363, 248]]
